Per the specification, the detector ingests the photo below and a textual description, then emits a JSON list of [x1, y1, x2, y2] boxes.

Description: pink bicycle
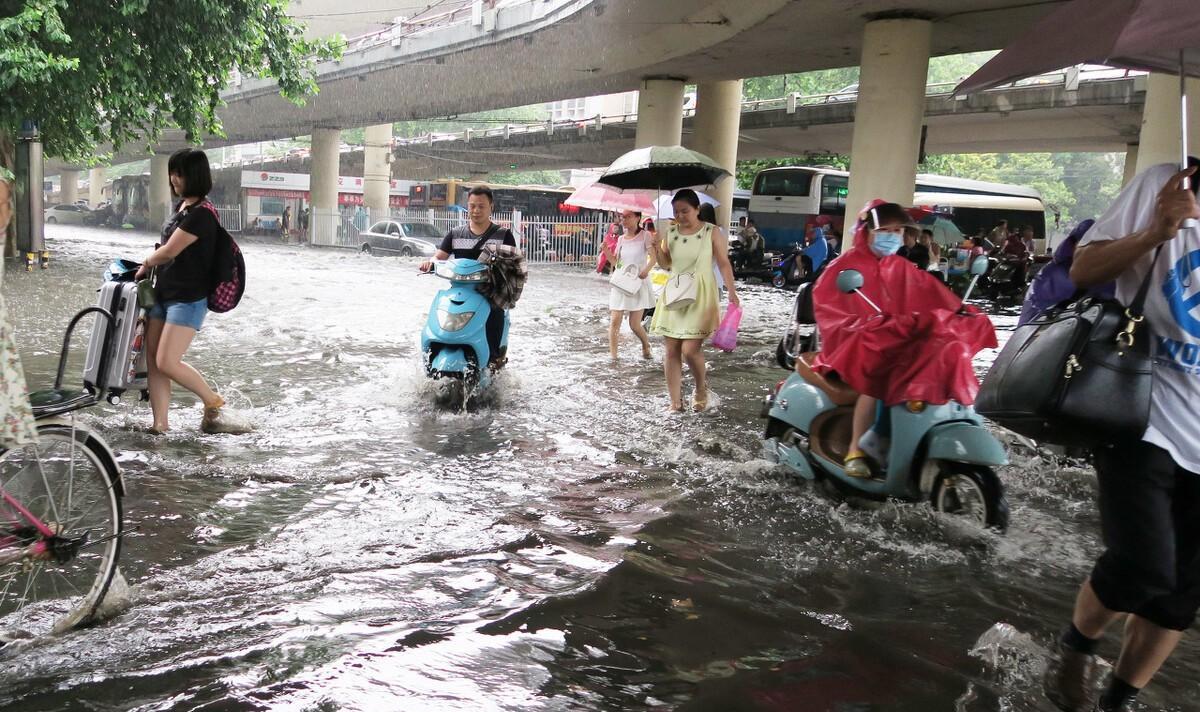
[[0, 306, 124, 636]]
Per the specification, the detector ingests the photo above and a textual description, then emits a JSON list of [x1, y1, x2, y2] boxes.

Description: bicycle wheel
[[0, 423, 122, 636]]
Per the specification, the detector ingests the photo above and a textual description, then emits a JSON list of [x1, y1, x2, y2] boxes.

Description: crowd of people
[[3, 155, 1200, 711]]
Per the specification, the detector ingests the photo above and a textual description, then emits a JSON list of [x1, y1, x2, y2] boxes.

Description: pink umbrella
[[564, 182, 656, 213], [955, 0, 1199, 175]]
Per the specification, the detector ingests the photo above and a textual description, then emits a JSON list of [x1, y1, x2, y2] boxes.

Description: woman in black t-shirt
[[134, 149, 250, 435]]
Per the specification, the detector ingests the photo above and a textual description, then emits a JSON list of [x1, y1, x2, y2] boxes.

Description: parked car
[[825, 83, 859, 102], [359, 220, 443, 257], [44, 203, 90, 225]]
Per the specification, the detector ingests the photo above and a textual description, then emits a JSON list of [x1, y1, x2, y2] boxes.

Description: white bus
[[748, 166, 1045, 251]]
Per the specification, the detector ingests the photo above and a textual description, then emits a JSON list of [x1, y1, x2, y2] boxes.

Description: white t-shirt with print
[[1079, 163, 1200, 472]]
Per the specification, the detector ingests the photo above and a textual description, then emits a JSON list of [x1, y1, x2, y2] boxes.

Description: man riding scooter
[[420, 186, 517, 368]]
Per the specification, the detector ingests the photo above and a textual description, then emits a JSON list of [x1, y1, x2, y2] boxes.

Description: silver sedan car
[[358, 220, 443, 257]]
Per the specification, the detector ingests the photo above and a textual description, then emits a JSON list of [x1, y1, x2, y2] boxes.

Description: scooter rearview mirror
[[969, 255, 989, 276], [836, 269, 864, 294]]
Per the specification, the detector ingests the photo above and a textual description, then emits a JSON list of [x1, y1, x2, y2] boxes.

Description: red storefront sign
[[248, 186, 406, 208]]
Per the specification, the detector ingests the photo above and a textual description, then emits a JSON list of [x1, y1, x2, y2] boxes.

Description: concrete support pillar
[[1134, 73, 1200, 175], [843, 18, 932, 243], [310, 127, 341, 244], [89, 166, 106, 207], [1123, 144, 1140, 186], [693, 80, 744, 231], [634, 78, 685, 148], [149, 154, 171, 229], [60, 169, 80, 205], [363, 123, 392, 216]]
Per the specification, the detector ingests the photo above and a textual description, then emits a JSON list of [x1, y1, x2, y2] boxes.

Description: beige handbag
[[609, 263, 643, 296], [662, 225, 708, 310]]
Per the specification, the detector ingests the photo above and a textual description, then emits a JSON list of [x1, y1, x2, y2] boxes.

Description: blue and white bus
[[748, 166, 1045, 251]]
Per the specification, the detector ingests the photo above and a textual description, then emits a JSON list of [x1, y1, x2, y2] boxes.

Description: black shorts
[[1090, 440, 1200, 631]]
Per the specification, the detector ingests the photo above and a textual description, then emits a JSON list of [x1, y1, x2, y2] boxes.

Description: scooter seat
[[796, 352, 858, 407]]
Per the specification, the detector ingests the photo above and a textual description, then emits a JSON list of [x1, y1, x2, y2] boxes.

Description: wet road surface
[[1, 225, 1197, 711]]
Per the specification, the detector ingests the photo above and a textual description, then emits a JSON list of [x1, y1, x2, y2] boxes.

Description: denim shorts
[[147, 297, 208, 331]]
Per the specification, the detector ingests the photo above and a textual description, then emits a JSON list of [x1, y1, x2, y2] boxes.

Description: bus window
[[819, 174, 848, 214], [753, 170, 812, 197]]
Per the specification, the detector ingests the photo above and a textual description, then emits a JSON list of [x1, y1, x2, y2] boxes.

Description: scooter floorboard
[[808, 407, 854, 464]]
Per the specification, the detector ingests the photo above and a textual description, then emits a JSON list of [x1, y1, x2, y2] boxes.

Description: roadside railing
[[213, 204, 243, 233], [392, 68, 1144, 150]]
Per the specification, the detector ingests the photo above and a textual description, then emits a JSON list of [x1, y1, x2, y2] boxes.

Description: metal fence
[[213, 204, 243, 233], [307, 206, 606, 265]]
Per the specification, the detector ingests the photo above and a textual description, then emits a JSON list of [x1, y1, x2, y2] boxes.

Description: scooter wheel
[[772, 273, 786, 289], [930, 463, 1008, 532]]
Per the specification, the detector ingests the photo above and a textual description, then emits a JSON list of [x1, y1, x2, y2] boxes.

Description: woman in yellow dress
[[650, 189, 739, 412]]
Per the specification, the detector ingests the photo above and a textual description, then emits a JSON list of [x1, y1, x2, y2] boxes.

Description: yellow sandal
[[844, 450, 873, 478]]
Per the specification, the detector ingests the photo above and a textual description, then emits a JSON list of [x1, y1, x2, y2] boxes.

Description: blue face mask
[[870, 230, 904, 257]]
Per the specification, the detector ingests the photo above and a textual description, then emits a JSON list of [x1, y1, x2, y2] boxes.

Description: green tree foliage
[[0, 0, 340, 165]]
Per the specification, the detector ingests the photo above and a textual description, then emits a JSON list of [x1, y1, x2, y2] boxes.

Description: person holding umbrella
[[651, 189, 739, 412], [954, 3, 1200, 709], [1038, 163, 1200, 712]]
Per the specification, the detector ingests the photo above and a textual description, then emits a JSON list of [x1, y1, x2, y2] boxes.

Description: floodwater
[[1, 225, 1196, 711]]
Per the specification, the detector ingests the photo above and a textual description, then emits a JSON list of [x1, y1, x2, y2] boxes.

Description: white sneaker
[[858, 429, 890, 470]]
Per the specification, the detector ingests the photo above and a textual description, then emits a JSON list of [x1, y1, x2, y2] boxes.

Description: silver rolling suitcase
[[83, 281, 149, 404]]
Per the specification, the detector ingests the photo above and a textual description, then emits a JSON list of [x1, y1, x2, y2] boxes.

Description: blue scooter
[[421, 259, 508, 401], [761, 256, 1010, 531]]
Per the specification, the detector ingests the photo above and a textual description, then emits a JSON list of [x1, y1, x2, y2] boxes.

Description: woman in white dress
[[600, 210, 657, 359]]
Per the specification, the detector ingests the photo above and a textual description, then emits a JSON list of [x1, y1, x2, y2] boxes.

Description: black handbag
[[976, 249, 1160, 448]]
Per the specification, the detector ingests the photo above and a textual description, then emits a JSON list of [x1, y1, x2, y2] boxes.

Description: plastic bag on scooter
[[711, 304, 742, 352]]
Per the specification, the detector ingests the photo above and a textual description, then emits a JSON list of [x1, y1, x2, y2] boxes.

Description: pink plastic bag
[[711, 304, 743, 352]]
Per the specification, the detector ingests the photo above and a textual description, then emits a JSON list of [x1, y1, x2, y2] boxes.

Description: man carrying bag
[[1043, 162, 1200, 712]]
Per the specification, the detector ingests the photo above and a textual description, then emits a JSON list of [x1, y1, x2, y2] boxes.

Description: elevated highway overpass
[[212, 74, 1146, 182], [72, 0, 1076, 166], [384, 75, 1147, 179]]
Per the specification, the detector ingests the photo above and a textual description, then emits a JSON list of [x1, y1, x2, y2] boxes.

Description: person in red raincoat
[[811, 200, 996, 477]]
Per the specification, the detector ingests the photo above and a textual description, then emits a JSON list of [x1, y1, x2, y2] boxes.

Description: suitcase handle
[[56, 307, 114, 392]]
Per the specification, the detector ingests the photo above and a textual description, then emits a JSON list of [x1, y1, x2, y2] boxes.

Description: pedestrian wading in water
[[1043, 161, 1200, 712], [649, 189, 739, 412], [600, 209, 656, 360], [135, 148, 251, 435]]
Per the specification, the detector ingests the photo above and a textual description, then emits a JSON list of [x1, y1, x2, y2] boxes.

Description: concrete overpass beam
[[89, 166, 106, 207], [149, 154, 171, 229], [363, 123, 392, 216], [1134, 73, 1200, 175], [1123, 144, 1140, 186], [843, 17, 932, 242], [60, 169, 80, 205], [311, 128, 341, 244], [635, 78, 686, 148], [693, 79, 744, 230]]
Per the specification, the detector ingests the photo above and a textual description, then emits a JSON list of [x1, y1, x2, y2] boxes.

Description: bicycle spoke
[[33, 447, 64, 526]]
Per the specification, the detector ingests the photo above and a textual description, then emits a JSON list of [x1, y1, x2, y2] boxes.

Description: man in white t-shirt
[[1042, 162, 1200, 712]]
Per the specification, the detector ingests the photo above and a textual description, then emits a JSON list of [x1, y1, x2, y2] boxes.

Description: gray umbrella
[[596, 145, 730, 192], [955, 0, 1198, 173]]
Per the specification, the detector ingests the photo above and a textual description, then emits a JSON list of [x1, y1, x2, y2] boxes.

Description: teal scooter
[[761, 257, 1010, 531]]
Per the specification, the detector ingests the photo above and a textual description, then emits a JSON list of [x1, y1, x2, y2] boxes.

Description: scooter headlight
[[438, 309, 475, 332]]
